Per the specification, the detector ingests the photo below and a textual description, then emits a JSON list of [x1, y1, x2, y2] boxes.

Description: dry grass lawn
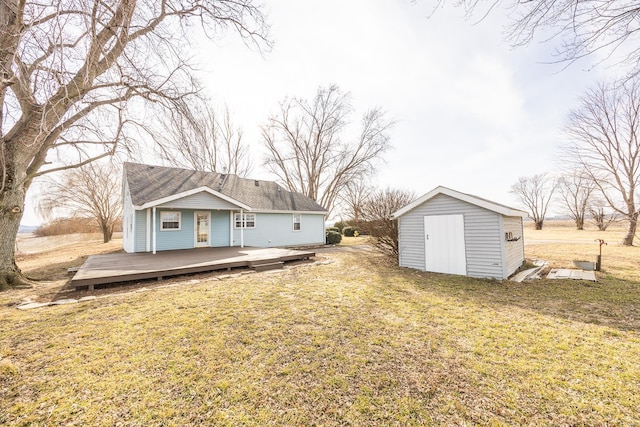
[[1, 223, 639, 426], [524, 220, 640, 282]]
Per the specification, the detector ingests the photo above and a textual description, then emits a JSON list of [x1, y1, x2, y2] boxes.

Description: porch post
[[152, 206, 157, 254], [240, 209, 244, 248], [146, 209, 150, 252]]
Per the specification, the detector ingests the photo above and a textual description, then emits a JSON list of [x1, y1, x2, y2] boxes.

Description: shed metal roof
[[391, 186, 528, 218], [124, 162, 327, 213]]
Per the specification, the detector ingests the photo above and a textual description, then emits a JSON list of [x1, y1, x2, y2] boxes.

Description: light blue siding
[[232, 213, 325, 247], [134, 210, 147, 252], [398, 193, 506, 279], [130, 208, 324, 252], [161, 191, 239, 210], [211, 211, 230, 247], [155, 209, 194, 251]]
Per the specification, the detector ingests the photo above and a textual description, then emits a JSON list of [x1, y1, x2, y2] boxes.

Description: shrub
[[34, 217, 122, 237], [326, 227, 340, 233], [342, 226, 358, 237], [359, 187, 415, 257], [326, 230, 342, 245]]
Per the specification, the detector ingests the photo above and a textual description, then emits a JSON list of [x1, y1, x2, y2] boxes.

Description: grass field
[[1, 223, 639, 425]]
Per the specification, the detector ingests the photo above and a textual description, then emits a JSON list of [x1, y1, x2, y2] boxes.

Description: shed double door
[[423, 214, 467, 275]]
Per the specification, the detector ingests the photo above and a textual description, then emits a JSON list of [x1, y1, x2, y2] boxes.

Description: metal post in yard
[[595, 239, 607, 272]]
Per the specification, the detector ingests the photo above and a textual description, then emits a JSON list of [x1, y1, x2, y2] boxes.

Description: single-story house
[[122, 163, 327, 253], [391, 186, 527, 279]]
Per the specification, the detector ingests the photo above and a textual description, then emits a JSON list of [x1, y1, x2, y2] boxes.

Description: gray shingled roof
[[124, 162, 327, 213]]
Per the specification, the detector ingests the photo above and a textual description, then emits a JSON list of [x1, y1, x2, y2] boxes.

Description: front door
[[423, 214, 466, 275], [195, 211, 210, 248]]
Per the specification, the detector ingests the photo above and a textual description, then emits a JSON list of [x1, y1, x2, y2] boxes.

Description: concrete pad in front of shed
[[547, 269, 596, 281]]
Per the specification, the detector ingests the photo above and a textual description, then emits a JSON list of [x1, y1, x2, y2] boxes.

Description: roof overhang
[[391, 186, 528, 219], [250, 209, 329, 215], [135, 186, 252, 211]]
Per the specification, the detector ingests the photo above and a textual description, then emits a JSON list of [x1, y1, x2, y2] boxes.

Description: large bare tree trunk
[[622, 212, 638, 246], [0, 164, 31, 289], [100, 222, 114, 243]]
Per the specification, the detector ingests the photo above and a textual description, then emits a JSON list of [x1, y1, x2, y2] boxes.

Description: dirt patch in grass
[[1, 230, 639, 425]]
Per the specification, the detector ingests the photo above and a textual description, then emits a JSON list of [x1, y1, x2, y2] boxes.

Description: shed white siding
[[398, 194, 505, 279], [502, 215, 525, 277]]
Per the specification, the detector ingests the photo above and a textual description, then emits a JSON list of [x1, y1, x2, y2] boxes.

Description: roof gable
[[123, 163, 327, 213], [392, 186, 527, 218], [138, 186, 251, 210]]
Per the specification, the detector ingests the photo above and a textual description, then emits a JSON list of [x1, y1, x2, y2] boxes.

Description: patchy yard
[[1, 227, 639, 425]]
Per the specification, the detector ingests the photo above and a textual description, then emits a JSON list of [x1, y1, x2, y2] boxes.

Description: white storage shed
[[391, 186, 528, 279]]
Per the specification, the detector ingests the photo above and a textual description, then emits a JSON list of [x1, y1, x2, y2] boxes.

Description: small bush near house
[[326, 227, 340, 234], [326, 230, 342, 244], [342, 226, 358, 237]]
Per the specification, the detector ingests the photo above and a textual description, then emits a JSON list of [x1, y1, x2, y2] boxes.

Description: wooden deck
[[70, 247, 315, 290]]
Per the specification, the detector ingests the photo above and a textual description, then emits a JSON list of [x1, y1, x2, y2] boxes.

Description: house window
[[293, 213, 301, 231], [234, 213, 256, 229], [160, 211, 181, 230]]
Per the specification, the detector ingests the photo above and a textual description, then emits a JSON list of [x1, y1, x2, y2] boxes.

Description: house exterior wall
[[128, 209, 323, 252], [397, 193, 505, 279], [150, 208, 231, 251], [122, 179, 135, 253], [133, 210, 147, 252], [160, 192, 239, 210], [232, 212, 325, 247], [153, 208, 194, 251], [211, 211, 230, 247], [501, 215, 525, 277]]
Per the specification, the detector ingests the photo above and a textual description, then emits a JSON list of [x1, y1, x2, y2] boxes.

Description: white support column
[[146, 209, 150, 252], [240, 209, 244, 248], [152, 206, 157, 254]]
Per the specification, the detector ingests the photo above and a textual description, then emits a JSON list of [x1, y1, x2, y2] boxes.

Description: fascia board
[[134, 186, 252, 211], [392, 186, 528, 218]]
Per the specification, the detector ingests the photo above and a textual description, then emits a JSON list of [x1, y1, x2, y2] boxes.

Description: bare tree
[[359, 188, 415, 257], [589, 204, 618, 232], [340, 180, 372, 225], [0, 0, 268, 289], [156, 101, 252, 176], [557, 170, 596, 230], [439, 1, 640, 76], [39, 162, 122, 243], [262, 85, 393, 215], [511, 173, 556, 230], [564, 77, 640, 245]]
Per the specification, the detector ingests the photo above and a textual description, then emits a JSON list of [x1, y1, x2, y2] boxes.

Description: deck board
[[70, 247, 315, 289]]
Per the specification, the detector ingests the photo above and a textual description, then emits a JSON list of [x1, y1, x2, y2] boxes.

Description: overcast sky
[[22, 0, 617, 225], [194, 0, 612, 212]]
